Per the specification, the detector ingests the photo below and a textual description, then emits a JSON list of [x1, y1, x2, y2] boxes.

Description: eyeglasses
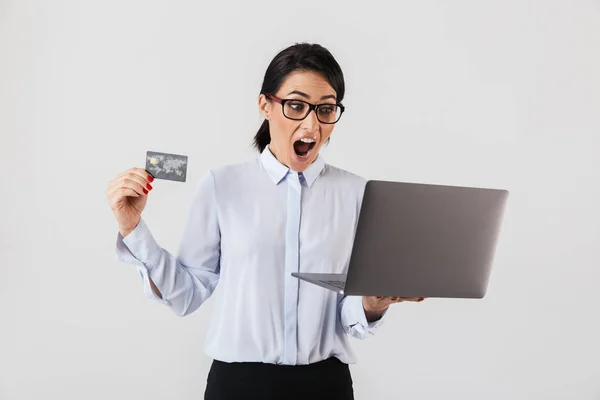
[[265, 93, 345, 124]]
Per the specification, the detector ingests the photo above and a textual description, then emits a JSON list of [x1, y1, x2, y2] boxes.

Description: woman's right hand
[[106, 168, 154, 237]]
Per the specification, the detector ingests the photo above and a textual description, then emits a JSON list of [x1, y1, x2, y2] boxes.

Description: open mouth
[[293, 138, 317, 158]]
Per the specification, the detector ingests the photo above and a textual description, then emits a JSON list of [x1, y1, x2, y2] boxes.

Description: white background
[[1, 1, 599, 399]]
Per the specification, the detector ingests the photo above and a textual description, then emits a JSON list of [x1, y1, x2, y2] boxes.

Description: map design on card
[[145, 151, 188, 182]]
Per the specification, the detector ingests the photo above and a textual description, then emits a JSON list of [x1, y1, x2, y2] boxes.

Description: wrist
[[362, 298, 388, 323], [365, 309, 385, 323], [119, 220, 141, 238], [119, 228, 134, 238], [119, 223, 138, 238]]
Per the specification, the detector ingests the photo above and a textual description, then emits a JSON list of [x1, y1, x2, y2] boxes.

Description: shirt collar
[[260, 144, 326, 188]]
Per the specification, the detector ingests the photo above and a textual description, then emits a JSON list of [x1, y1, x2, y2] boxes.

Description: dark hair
[[253, 43, 346, 152]]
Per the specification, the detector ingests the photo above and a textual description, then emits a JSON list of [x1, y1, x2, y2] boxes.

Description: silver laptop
[[292, 180, 509, 299]]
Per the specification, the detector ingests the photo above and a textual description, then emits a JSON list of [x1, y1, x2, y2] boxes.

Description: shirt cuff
[[119, 219, 162, 267], [345, 295, 387, 331], [115, 220, 167, 304]]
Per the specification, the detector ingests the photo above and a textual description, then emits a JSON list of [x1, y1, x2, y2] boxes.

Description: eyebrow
[[287, 90, 337, 101]]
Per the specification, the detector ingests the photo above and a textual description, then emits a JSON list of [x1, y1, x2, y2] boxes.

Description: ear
[[258, 94, 271, 120]]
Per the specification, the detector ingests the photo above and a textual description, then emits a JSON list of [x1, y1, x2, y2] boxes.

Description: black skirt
[[204, 357, 354, 400]]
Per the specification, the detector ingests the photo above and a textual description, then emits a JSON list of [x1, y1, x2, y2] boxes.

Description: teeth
[[300, 138, 316, 143]]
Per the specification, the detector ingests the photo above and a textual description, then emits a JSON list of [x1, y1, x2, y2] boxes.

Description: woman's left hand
[[362, 296, 425, 322]]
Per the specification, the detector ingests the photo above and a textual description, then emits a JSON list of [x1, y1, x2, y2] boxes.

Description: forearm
[[120, 223, 163, 298], [133, 237, 218, 316], [116, 219, 219, 315]]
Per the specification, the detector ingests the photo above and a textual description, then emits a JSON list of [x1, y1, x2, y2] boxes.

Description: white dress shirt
[[116, 145, 386, 365]]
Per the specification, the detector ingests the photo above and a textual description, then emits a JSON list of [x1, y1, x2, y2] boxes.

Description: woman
[[107, 43, 424, 400]]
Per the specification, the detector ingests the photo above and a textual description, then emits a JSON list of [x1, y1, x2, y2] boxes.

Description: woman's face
[[258, 70, 338, 172]]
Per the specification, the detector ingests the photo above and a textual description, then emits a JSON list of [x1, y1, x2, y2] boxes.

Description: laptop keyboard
[[320, 280, 346, 290]]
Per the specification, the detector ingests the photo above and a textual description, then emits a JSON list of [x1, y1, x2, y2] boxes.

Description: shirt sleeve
[[115, 171, 221, 317], [338, 295, 387, 339]]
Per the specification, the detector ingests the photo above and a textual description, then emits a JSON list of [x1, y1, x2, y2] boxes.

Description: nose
[[301, 108, 319, 132]]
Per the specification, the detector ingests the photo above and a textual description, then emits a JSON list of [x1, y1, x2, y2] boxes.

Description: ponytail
[[253, 119, 271, 153]]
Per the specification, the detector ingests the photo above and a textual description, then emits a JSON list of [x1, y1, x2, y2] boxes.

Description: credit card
[[145, 151, 188, 182]]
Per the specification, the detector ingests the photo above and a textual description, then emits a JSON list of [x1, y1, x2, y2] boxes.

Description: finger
[[398, 297, 424, 302], [119, 170, 153, 188], [109, 173, 153, 197], [108, 187, 141, 209], [119, 167, 154, 181], [108, 179, 149, 206], [111, 168, 154, 187], [373, 297, 402, 307], [116, 187, 141, 200], [107, 179, 146, 201], [122, 178, 149, 196]]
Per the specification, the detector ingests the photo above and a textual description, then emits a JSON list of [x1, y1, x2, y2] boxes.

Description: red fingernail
[[146, 183, 153, 190], [143, 188, 148, 194], [147, 175, 154, 182], [418, 298, 424, 301]]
